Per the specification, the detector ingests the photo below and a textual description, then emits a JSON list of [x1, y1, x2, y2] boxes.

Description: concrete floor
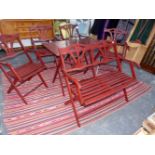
[[0, 53, 155, 135]]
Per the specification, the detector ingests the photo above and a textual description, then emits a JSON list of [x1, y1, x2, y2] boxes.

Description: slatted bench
[[59, 41, 139, 127]]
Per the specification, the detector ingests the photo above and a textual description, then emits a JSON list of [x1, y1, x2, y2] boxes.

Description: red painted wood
[[0, 34, 25, 56], [59, 42, 138, 127], [59, 24, 79, 40], [29, 25, 55, 66], [0, 34, 48, 105], [104, 28, 128, 58]]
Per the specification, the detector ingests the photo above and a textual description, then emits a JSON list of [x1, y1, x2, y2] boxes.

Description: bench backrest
[[29, 25, 52, 41], [59, 43, 92, 73], [59, 41, 120, 73]]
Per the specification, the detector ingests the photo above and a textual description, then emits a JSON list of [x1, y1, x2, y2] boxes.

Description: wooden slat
[[71, 70, 137, 106]]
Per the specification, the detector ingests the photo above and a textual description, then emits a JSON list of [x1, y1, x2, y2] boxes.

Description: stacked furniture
[[0, 20, 55, 56], [0, 19, 54, 39], [125, 19, 155, 65], [135, 112, 155, 135]]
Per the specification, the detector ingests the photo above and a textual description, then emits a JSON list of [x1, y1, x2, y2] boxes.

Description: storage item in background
[[29, 25, 53, 43], [136, 112, 155, 135], [0, 19, 54, 39], [125, 42, 147, 64], [104, 28, 128, 57], [59, 23, 78, 40], [130, 20, 154, 44], [125, 20, 155, 64], [141, 35, 155, 74], [69, 19, 94, 37]]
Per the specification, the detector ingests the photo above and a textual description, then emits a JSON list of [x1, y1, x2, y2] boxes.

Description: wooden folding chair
[[0, 34, 48, 105], [29, 25, 55, 66], [104, 28, 128, 58]]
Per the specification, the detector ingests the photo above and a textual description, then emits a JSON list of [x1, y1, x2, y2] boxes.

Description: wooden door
[[141, 35, 155, 74]]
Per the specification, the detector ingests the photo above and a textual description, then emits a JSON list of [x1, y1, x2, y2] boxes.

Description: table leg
[[52, 57, 61, 83]]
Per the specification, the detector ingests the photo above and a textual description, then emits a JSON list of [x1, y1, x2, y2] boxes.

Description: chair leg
[[13, 84, 28, 104], [7, 79, 17, 93], [55, 57, 65, 96], [38, 73, 48, 88], [52, 59, 61, 83], [58, 69, 65, 96], [123, 88, 129, 102]]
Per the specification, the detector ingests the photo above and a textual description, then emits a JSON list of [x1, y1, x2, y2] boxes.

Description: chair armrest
[[62, 70, 82, 89], [121, 58, 140, 68], [120, 57, 140, 79]]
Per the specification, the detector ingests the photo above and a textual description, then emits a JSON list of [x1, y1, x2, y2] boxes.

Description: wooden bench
[[59, 41, 139, 127]]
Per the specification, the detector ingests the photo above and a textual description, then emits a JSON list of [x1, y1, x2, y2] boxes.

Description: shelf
[[0, 19, 54, 39]]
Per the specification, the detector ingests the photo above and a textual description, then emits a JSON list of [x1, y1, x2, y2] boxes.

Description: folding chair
[[0, 34, 48, 104], [29, 25, 55, 66], [104, 28, 128, 58]]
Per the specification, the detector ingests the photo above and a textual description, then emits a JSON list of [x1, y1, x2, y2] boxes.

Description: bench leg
[[64, 77, 81, 127], [123, 88, 129, 102], [67, 95, 81, 127], [65, 96, 78, 105], [55, 58, 65, 96]]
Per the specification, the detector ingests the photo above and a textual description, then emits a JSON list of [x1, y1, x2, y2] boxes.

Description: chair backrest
[[0, 34, 25, 56], [104, 28, 128, 44], [0, 34, 33, 62], [59, 24, 79, 40], [29, 25, 53, 42]]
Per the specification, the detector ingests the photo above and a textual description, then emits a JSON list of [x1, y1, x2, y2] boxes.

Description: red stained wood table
[[43, 37, 97, 83]]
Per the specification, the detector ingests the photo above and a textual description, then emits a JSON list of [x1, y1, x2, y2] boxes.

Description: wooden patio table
[[43, 37, 98, 83]]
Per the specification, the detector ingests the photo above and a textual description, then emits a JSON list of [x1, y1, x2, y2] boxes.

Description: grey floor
[[0, 52, 155, 135]]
